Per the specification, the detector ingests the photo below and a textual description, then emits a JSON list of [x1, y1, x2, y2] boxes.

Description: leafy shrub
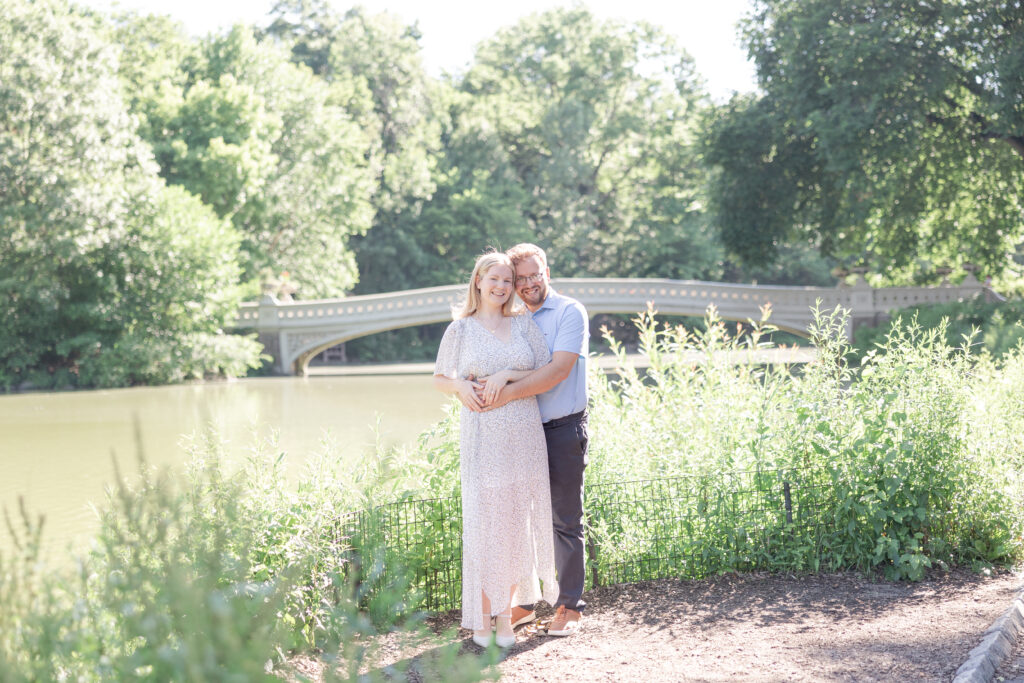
[[853, 297, 1024, 361], [376, 303, 1024, 589]]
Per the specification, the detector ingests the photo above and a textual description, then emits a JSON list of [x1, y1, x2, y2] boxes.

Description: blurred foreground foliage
[[0, 431, 493, 681]]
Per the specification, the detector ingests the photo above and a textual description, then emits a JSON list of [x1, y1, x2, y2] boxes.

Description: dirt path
[[486, 570, 1020, 682], [293, 569, 1021, 682]]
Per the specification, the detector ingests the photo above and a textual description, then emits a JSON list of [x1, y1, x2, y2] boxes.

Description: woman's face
[[476, 264, 515, 308]]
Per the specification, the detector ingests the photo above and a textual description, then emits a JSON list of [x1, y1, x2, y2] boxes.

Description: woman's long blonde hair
[[453, 251, 520, 320]]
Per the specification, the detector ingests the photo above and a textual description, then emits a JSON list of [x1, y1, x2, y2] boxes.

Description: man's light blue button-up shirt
[[531, 289, 589, 423]]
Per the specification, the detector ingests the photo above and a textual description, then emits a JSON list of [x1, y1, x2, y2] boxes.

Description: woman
[[433, 251, 558, 648]]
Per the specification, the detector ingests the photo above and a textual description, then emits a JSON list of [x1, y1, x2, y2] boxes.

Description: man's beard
[[517, 282, 547, 306]]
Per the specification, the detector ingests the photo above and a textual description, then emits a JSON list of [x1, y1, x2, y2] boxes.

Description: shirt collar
[[537, 287, 560, 311]]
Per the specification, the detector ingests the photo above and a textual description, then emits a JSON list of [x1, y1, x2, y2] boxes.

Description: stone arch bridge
[[233, 274, 997, 375]]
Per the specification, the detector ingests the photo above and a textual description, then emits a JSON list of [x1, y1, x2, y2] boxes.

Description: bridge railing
[[232, 274, 995, 374], [235, 283, 464, 328], [235, 275, 991, 330]]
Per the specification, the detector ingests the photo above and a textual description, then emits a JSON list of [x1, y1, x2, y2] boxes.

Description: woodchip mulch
[[290, 568, 1022, 682]]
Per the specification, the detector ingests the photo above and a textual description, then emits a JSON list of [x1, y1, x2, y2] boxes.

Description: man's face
[[514, 255, 549, 308]]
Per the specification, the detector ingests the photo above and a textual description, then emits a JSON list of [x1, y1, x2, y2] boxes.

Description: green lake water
[[0, 375, 446, 560]]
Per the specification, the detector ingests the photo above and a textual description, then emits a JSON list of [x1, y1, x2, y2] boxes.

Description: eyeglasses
[[515, 273, 545, 285]]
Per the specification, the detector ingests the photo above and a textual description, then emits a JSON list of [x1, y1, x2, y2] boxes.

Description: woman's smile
[[478, 266, 515, 304]]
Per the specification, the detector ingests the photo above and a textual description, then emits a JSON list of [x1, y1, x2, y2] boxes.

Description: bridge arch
[[288, 314, 456, 374], [233, 275, 991, 376]]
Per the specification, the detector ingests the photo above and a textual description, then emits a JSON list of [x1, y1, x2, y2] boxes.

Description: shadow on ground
[[330, 569, 1020, 682]]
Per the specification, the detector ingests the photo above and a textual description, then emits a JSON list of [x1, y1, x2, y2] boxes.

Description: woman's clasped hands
[[456, 371, 512, 412]]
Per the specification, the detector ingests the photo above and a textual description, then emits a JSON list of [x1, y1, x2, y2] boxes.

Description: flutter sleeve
[[523, 315, 551, 370], [434, 319, 463, 379]]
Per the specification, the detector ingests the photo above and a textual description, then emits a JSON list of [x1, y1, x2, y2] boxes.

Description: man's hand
[[477, 370, 511, 405], [479, 385, 512, 412]]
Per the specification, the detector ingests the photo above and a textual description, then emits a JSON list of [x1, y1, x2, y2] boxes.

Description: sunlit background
[[82, 0, 758, 100]]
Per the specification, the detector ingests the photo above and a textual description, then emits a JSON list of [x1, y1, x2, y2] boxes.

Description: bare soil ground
[[291, 569, 1022, 682]]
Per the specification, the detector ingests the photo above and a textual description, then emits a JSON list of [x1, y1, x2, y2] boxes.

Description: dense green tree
[[266, 5, 728, 294], [714, 240, 837, 287], [206, 27, 376, 296], [326, 8, 438, 208], [265, 3, 445, 294], [262, 0, 340, 76], [104, 11, 197, 141], [0, 0, 260, 389], [71, 185, 262, 387], [349, 89, 537, 293], [328, 9, 452, 293], [460, 7, 718, 279], [706, 0, 1024, 281], [115, 17, 374, 297]]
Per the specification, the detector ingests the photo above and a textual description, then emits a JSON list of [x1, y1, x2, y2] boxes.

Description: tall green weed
[[853, 297, 1024, 360], [584, 304, 1024, 580], [394, 303, 1024, 584]]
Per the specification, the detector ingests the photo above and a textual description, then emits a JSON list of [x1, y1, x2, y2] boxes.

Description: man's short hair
[[506, 243, 548, 269]]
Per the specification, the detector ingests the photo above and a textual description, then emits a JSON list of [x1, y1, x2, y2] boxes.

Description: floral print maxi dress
[[434, 313, 559, 630]]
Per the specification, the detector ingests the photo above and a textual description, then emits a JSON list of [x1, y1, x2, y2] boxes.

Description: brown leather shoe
[[547, 605, 581, 636], [510, 605, 536, 628]]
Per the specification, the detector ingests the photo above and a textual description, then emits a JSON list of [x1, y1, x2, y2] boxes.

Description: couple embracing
[[433, 243, 589, 648]]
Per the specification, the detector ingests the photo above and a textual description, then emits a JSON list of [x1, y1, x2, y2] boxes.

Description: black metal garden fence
[[346, 465, 834, 613], [344, 495, 464, 612], [584, 466, 831, 587]]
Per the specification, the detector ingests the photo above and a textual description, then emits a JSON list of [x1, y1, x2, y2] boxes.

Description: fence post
[[586, 521, 600, 588], [783, 481, 793, 525], [349, 509, 366, 602]]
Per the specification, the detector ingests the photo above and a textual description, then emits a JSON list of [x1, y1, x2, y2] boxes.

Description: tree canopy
[[0, 0, 261, 389], [706, 0, 1024, 281], [114, 16, 376, 297], [461, 8, 719, 279]]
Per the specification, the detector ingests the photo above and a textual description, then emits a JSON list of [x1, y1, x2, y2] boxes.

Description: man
[[488, 242, 589, 637]]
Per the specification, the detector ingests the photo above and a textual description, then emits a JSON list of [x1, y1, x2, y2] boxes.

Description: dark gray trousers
[[542, 410, 588, 612]]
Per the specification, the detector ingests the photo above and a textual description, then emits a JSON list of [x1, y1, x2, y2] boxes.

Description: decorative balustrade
[[232, 274, 996, 375]]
